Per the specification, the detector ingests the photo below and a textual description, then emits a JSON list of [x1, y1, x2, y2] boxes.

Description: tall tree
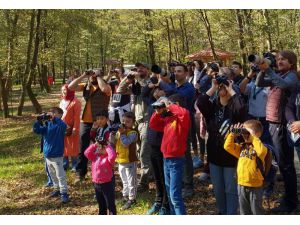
[[144, 9, 156, 64], [198, 10, 218, 60], [235, 9, 247, 74]]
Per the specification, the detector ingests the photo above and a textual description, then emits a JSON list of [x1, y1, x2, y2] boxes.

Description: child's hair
[[50, 107, 64, 115], [123, 111, 136, 122], [168, 93, 186, 108], [95, 109, 109, 119], [243, 120, 263, 137]]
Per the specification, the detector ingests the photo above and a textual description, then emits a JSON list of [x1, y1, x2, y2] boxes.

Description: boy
[[90, 109, 111, 144], [115, 111, 139, 210], [149, 94, 190, 215], [33, 107, 69, 203], [224, 120, 268, 215]]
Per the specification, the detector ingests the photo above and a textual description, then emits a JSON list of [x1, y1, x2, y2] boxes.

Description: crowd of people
[[33, 49, 300, 215]]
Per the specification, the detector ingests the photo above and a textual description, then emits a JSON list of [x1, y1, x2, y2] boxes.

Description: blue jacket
[[33, 117, 67, 158]]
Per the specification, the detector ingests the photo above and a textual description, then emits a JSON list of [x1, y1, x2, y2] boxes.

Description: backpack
[[256, 143, 279, 180]]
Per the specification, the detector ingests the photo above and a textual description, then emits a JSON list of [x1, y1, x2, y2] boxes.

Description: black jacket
[[197, 93, 247, 167]]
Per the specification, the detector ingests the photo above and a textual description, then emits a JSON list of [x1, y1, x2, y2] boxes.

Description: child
[[90, 110, 111, 144], [224, 120, 268, 215], [115, 111, 139, 210], [149, 94, 190, 215], [33, 107, 69, 203], [84, 133, 117, 215]]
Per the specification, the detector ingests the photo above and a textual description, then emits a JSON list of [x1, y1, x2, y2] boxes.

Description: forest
[[1, 9, 300, 117]]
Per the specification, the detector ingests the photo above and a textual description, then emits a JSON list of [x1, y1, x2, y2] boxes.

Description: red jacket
[[149, 104, 190, 158]]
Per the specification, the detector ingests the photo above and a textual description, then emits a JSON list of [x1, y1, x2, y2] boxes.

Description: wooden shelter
[[185, 48, 235, 65]]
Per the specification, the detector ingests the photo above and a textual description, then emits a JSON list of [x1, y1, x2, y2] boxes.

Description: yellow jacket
[[224, 133, 268, 187], [115, 129, 138, 164]]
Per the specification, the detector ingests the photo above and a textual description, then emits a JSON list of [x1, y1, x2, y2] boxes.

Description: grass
[[1, 82, 300, 215]]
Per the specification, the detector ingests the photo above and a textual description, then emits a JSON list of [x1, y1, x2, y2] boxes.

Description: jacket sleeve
[[106, 145, 117, 165], [149, 112, 165, 132], [120, 131, 137, 147], [116, 78, 132, 94], [264, 68, 298, 89], [84, 144, 98, 161], [33, 121, 47, 135], [223, 133, 241, 158], [196, 93, 214, 121], [252, 136, 268, 164], [255, 71, 273, 87]]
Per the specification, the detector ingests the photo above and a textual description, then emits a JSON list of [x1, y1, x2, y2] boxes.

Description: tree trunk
[[4, 10, 19, 118], [170, 16, 179, 61], [37, 64, 44, 91], [165, 17, 172, 63], [144, 9, 155, 64], [17, 10, 35, 116], [235, 9, 247, 75], [262, 9, 273, 51], [242, 10, 255, 53], [198, 10, 218, 61], [52, 61, 56, 83], [63, 30, 70, 84], [27, 9, 42, 114]]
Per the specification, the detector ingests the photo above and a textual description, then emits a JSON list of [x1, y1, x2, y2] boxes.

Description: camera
[[118, 123, 126, 129], [150, 76, 159, 85], [95, 136, 108, 146], [230, 127, 250, 135], [251, 65, 260, 73], [85, 69, 95, 76], [127, 73, 136, 80], [152, 102, 166, 110], [215, 75, 229, 86], [37, 113, 51, 121], [207, 62, 219, 72], [248, 52, 276, 68]]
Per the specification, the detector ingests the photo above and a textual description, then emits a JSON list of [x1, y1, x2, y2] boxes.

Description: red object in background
[[48, 76, 53, 85]]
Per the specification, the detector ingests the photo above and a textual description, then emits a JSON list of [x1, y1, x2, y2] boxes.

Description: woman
[[197, 72, 247, 215], [60, 84, 81, 172]]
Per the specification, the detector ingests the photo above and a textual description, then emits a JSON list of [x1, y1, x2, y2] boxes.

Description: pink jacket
[[84, 144, 116, 184]]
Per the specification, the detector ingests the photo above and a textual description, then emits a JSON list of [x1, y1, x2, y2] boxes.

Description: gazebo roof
[[105, 59, 122, 65], [185, 48, 235, 61]]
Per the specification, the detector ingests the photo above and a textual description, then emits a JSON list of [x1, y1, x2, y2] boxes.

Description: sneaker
[[137, 184, 148, 193], [44, 182, 53, 188], [121, 199, 136, 210], [182, 188, 194, 199], [198, 172, 210, 182], [271, 203, 297, 214], [71, 167, 76, 173], [49, 190, 60, 198], [122, 196, 129, 204], [146, 203, 161, 215], [192, 156, 203, 169], [61, 193, 70, 203], [158, 206, 170, 215]]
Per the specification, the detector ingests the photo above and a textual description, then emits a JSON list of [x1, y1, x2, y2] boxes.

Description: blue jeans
[[63, 156, 78, 170], [164, 157, 186, 215], [209, 163, 238, 215]]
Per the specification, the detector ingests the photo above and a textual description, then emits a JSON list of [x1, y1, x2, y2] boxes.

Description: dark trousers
[[269, 122, 298, 208], [150, 145, 169, 207], [76, 122, 93, 178], [94, 181, 117, 215], [183, 132, 194, 190]]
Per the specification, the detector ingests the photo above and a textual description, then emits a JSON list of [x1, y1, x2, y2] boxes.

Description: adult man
[[231, 61, 244, 85], [174, 63, 195, 198], [133, 62, 153, 192], [68, 69, 112, 181]]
